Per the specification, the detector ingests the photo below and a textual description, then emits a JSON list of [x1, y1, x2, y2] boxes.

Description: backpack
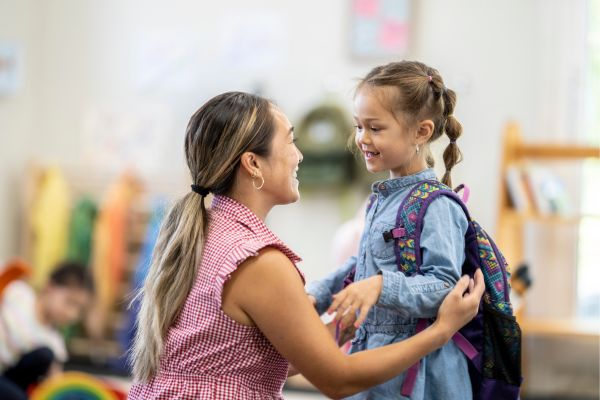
[[344, 180, 522, 400]]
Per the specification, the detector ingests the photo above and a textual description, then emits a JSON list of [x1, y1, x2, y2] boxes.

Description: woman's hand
[[433, 269, 485, 341], [326, 320, 357, 346], [327, 275, 383, 329]]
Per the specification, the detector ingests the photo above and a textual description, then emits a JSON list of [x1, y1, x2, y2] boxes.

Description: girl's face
[[260, 107, 303, 204], [354, 87, 423, 178]]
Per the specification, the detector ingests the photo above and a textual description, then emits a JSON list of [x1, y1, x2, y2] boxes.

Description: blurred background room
[[0, 0, 598, 399]]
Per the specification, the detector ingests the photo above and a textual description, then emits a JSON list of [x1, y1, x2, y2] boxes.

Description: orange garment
[[90, 173, 141, 333]]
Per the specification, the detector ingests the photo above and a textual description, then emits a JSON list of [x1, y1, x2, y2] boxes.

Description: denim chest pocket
[[369, 222, 398, 260]]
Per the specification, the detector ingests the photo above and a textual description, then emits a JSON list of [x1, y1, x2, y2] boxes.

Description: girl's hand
[[327, 275, 383, 329], [434, 269, 485, 341]]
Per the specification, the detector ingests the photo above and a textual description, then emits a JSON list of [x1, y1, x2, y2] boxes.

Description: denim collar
[[372, 168, 437, 197]]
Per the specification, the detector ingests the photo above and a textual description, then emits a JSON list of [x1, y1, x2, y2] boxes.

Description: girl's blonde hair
[[130, 92, 275, 382], [358, 61, 463, 187]]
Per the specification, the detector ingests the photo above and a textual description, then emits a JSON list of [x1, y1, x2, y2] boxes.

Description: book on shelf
[[506, 164, 571, 216], [505, 165, 533, 213], [524, 165, 571, 216]]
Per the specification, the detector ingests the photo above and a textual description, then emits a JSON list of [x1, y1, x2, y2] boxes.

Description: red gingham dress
[[129, 195, 303, 399]]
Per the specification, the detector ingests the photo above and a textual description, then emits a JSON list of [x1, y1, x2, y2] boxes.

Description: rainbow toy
[[30, 372, 126, 400]]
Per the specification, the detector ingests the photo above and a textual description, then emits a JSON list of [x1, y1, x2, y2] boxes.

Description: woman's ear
[[240, 152, 262, 177], [416, 119, 434, 145]]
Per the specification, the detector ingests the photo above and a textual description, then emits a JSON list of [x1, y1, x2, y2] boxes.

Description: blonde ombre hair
[[130, 92, 275, 381]]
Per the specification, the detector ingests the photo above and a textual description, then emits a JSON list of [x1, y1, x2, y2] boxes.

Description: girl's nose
[[357, 130, 370, 145]]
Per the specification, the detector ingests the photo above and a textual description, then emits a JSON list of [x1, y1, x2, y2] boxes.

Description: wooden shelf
[[515, 144, 599, 160], [503, 210, 600, 225], [496, 122, 600, 395], [519, 317, 600, 339]]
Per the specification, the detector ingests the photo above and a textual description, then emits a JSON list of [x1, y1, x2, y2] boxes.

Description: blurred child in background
[[0, 261, 93, 400]]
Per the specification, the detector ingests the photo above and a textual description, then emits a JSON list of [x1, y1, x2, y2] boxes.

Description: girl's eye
[[354, 125, 363, 132], [370, 126, 380, 132]]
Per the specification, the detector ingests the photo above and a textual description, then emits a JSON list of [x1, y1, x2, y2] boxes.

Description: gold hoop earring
[[252, 175, 265, 190]]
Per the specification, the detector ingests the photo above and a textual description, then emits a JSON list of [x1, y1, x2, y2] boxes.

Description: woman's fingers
[[454, 275, 471, 296], [474, 269, 484, 293], [469, 269, 485, 300]]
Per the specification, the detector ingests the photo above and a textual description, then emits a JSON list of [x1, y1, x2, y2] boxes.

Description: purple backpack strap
[[452, 332, 481, 372], [400, 318, 429, 396], [395, 181, 478, 398]]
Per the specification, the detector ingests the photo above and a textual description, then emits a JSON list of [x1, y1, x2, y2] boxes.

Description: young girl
[[128, 91, 484, 399], [307, 61, 472, 399]]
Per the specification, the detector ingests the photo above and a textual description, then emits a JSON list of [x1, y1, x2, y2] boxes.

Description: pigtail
[[441, 88, 463, 187]]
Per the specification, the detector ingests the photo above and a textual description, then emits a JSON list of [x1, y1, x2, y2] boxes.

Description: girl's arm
[[224, 247, 483, 399], [376, 197, 468, 316], [305, 255, 357, 315]]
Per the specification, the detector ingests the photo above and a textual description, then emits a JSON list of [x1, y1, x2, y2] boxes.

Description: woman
[[129, 91, 484, 399]]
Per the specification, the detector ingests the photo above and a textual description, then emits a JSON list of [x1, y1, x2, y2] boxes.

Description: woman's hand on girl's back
[[433, 269, 485, 340]]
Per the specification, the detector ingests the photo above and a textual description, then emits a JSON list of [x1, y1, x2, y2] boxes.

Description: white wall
[[0, 0, 39, 260], [1, 0, 547, 266]]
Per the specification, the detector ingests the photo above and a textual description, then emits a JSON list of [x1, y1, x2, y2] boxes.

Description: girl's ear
[[239, 152, 262, 177], [416, 119, 434, 145]]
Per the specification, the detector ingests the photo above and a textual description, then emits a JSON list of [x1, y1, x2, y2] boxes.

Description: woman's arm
[[223, 247, 483, 399]]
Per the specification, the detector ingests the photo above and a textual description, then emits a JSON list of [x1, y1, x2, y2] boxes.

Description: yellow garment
[[90, 173, 141, 333], [30, 167, 70, 288]]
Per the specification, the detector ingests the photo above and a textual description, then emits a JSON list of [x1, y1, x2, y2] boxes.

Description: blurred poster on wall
[[350, 0, 411, 59], [217, 11, 287, 72], [81, 103, 174, 177], [0, 42, 21, 96], [133, 33, 200, 93]]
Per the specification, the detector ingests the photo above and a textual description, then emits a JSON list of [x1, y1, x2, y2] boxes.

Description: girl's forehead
[[354, 86, 398, 117]]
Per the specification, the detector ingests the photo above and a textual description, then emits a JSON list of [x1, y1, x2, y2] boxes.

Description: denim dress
[[307, 169, 472, 399]]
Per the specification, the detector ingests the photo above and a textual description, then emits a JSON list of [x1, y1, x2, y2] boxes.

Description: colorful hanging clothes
[[116, 198, 166, 373], [30, 167, 70, 289], [66, 197, 98, 266], [91, 173, 141, 333]]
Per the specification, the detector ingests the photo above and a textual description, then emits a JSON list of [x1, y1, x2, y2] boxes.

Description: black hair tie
[[191, 184, 210, 197]]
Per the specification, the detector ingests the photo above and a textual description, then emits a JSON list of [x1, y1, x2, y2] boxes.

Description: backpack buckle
[[382, 227, 406, 242]]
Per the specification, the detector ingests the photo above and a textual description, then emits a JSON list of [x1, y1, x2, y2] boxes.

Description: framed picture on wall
[[0, 42, 21, 96], [350, 0, 411, 59]]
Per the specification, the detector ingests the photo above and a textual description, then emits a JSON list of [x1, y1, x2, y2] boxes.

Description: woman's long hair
[[130, 92, 275, 381]]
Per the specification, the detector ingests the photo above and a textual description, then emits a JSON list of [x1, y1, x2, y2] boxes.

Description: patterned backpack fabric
[[347, 180, 522, 399]]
